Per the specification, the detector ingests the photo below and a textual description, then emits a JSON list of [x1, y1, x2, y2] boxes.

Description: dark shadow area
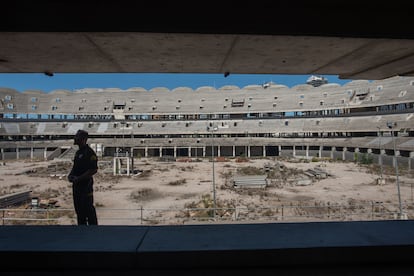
[[1, 220, 414, 274]]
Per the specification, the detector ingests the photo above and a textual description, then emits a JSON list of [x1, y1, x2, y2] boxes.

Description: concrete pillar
[[145, 147, 148, 157], [355, 148, 360, 161], [263, 145, 266, 157], [278, 145, 282, 156], [331, 147, 335, 159], [233, 146, 235, 157], [247, 145, 250, 157], [318, 146, 322, 158], [306, 145, 309, 159], [113, 158, 120, 175], [44, 147, 48, 160], [379, 149, 385, 167], [1, 148, 3, 160], [367, 148, 372, 154], [159, 146, 162, 157], [218, 145, 221, 157], [16, 147, 19, 159], [393, 150, 400, 168], [203, 146, 206, 157], [342, 147, 347, 161], [293, 145, 296, 157], [193, 147, 198, 159], [409, 152, 414, 171], [30, 147, 34, 160], [188, 147, 191, 157], [174, 146, 177, 158]]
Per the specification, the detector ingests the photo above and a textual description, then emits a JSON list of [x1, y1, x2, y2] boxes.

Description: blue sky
[[0, 73, 352, 93]]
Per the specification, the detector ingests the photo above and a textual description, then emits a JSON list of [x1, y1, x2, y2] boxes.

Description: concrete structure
[[0, 2, 414, 80], [1, 76, 413, 169], [1, 220, 414, 274]]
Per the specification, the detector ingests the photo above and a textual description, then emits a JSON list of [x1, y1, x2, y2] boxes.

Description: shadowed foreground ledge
[[1, 220, 414, 274]]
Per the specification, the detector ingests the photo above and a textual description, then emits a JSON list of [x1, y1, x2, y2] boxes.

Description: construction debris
[[233, 175, 267, 188]]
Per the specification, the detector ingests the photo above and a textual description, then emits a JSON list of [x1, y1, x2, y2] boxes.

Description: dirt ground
[[1, 156, 413, 225]]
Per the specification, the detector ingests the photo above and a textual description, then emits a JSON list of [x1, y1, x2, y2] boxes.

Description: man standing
[[68, 129, 98, 225]]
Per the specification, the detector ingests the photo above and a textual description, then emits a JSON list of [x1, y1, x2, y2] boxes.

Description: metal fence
[[1, 202, 412, 225]]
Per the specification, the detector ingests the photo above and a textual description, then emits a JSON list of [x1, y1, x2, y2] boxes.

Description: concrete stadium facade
[[1, 76, 414, 169]]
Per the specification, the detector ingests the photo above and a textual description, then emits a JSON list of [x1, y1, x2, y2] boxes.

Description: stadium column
[[293, 145, 296, 157], [188, 146, 191, 157], [127, 157, 130, 176], [380, 149, 386, 167], [306, 145, 309, 159], [263, 145, 266, 157], [355, 148, 360, 162], [342, 147, 347, 161], [1, 148, 3, 160], [393, 149, 400, 168], [409, 152, 414, 170], [368, 148, 374, 166], [331, 147, 335, 159], [233, 145, 235, 157]]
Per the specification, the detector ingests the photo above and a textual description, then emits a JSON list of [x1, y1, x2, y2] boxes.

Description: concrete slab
[[138, 220, 414, 252], [0, 225, 148, 252], [1, 221, 414, 270]]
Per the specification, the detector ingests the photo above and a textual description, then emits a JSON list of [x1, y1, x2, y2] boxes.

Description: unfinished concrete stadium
[[1, 76, 413, 169]]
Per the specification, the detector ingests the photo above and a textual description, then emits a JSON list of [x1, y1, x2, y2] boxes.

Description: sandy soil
[[0, 156, 413, 225]]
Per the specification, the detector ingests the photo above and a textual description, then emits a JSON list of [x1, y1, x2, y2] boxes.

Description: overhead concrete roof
[[0, 1, 413, 80]]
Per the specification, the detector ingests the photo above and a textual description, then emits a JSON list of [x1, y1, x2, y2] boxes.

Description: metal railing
[[1, 202, 411, 225]]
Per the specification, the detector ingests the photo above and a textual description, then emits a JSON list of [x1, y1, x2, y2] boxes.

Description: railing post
[[371, 201, 374, 220], [327, 202, 330, 219], [234, 207, 238, 221], [140, 206, 143, 224]]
